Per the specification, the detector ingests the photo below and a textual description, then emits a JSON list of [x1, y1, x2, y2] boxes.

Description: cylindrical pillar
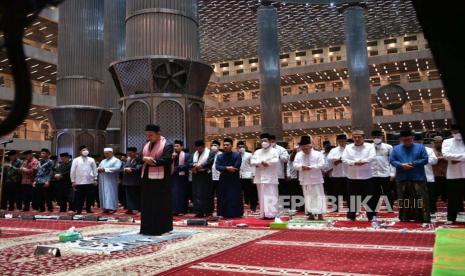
[[56, 0, 104, 106], [344, 4, 373, 136], [111, 0, 212, 152], [104, 0, 126, 151], [49, 0, 111, 157], [257, 4, 283, 140], [125, 0, 200, 59]]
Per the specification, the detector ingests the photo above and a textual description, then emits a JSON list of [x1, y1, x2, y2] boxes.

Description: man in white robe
[[294, 136, 326, 220], [98, 148, 122, 213], [251, 133, 280, 219]]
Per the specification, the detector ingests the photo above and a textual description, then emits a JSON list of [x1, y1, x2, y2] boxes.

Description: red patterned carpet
[[163, 229, 435, 275]]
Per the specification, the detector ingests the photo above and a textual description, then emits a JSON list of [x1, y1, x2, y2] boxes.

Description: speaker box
[[186, 219, 208, 226]]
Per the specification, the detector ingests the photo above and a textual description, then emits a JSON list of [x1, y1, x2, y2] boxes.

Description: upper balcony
[[0, 73, 56, 106]]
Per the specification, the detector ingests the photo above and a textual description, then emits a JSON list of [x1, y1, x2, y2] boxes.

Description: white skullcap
[[103, 148, 113, 152]]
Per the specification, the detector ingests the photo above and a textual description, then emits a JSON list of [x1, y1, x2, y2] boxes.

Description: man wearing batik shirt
[[342, 130, 377, 221], [3, 150, 22, 211], [33, 148, 55, 212], [442, 124, 465, 224], [20, 150, 39, 211]]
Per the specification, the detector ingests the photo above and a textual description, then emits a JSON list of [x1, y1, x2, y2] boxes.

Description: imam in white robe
[[294, 150, 326, 214]]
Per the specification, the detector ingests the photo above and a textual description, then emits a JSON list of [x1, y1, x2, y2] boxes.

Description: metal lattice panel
[[156, 100, 185, 144], [76, 133, 95, 154], [126, 101, 150, 151], [113, 59, 152, 95], [56, 133, 74, 157], [198, 0, 422, 63]]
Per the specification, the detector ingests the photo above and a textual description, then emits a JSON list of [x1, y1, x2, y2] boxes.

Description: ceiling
[[198, 0, 422, 63]]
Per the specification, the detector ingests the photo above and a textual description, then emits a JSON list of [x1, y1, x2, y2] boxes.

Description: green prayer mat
[[433, 228, 465, 276]]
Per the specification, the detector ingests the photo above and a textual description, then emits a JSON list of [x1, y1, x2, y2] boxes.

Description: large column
[[47, 0, 112, 157], [343, 3, 373, 136], [110, 0, 212, 151], [257, 4, 283, 140], [103, 0, 126, 151]]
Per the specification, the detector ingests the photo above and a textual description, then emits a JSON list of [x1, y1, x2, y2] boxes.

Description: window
[[403, 35, 417, 42], [315, 83, 326, 92], [281, 62, 288, 67], [283, 112, 293, 124], [236, 69, 244, 74], [387, 75, 401, 84], [249, 58, 258, 64], [282, 87, 292, 96], [237, 92, 245, 101], [222, 71, 229, 76], [298, 85, 308, 94], [296, 51, 306, 57], [370, 77, 381, 86], [312, 49, 323, 55], [296, 60, 302, 66], [329, 46, 341, 52], [406, 45, 418, 52], [234, 60, 243, 66], [374, 107, 383, 117], [251, 90, 260, 99], [0, 76, 4, 86], [384, 38, 397, 44], [387, 48, 398, 54], [253, 115, 260, 126], [251, 67, 258, 72], [427, 70, 440, 80], [336, 56, 342, 61], [220, 63, 229, 68], [300, 110, 310, 122], [316, 109, 327, 121], [332, 81, 343, 91], [334, 107, 345, 119], [280, 54, 290, 59], [431, 99, 445, 112], [369, 50, 379, 56], [222, 94, 231, 102], [209, 120, 217, 127], [223, 117, 231, 128], [408, 72, 421, 82], [238, 115, 246, 127], [411, 101, 424, 113], [367, 41, 378, 47], [42, 85, 50, 95]]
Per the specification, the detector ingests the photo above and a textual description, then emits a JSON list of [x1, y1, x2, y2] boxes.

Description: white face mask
[[373, 138, 382, 145], [238, 148, 246, 154], [262, 142, 270, 149], [81, 150, 89, 157], [211, 145, 218, 152], [453, 133, 462, 141]]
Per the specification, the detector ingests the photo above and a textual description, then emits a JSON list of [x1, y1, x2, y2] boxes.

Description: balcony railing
[[0, 73, 56, 96], [2, 129, 54, 141]]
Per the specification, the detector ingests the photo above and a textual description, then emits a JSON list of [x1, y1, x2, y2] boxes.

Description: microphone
[[0, 140, 14, 146]]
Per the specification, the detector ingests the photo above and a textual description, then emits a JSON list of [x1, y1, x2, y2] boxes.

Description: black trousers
[[434, 176, 448, 203], [427, 181, 437, 213], [347, 178, 379, 221], [74, 184, 94, 213], [58, 184, 74, 212], [397, 181, 430, 223], [446, 178, 465, 222], [35, 182, 54, 211], [241, 178, 258, 211], [21, 184, 34, 211], [4, 181, 21, 210], [374, 177, 395, 210], [329, 177, 348, 212], [278, 178, 290, 197], [140, 176, 173, 236]]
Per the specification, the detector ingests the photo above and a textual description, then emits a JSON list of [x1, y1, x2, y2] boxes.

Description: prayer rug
[[432, 228, 465, 275]]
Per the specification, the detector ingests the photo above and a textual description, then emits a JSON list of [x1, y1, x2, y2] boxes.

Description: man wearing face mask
[[71, 145, 98, 214], [371, 130, 396, 211], [390, 130, 430, 222], [251, 133, 280, 219], [442, 124, 465, 224], [237, 141, 257, 213], [269, 135, 290, 198]]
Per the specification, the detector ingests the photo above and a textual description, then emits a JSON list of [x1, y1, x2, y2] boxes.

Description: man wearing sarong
[[390, 130, 430, 223]]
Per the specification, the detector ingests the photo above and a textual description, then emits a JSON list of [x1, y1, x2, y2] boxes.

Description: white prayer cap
[[103, 147, 113, 152]]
